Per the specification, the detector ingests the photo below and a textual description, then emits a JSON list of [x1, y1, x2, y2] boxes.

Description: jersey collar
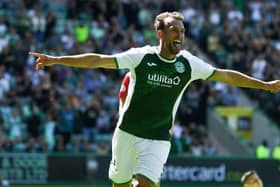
[[157, 53, 177, 63]]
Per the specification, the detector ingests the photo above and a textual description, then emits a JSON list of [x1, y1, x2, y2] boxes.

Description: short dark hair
[[154, 11, 184, 31], [241, 170, 257, 184]]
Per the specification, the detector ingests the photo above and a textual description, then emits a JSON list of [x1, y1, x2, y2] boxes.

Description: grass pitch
[[11, 185, 241, 187]]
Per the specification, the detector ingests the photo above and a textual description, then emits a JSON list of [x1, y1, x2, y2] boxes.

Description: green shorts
[[109, 128, 171, 185]]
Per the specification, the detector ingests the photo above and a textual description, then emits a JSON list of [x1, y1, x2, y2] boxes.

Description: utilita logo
[[147, 74, 180, 87]]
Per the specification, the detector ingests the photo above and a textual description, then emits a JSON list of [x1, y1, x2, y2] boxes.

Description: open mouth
[[173, 40, 182, 50]]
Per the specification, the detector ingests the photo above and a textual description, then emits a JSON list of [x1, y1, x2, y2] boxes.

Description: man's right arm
[[29, 52, 117, 70]]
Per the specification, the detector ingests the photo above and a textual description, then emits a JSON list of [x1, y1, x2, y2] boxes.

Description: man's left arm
[[209, 68, 280, 92]]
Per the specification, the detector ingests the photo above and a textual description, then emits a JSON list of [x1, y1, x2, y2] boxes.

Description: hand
[[29, 52, 56, 70], [266, 80, 280, 92]]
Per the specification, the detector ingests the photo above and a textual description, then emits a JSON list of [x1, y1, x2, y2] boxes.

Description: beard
[[166, 42, 180, 55]]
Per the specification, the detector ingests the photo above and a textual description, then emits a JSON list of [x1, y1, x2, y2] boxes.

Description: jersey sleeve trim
[[114, 57, 119, 69], [206, 68, 216, 80]]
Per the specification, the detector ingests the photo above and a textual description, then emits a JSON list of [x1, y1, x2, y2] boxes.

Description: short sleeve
[[187, 53, 216, 80], [114, 48, 145, 69]]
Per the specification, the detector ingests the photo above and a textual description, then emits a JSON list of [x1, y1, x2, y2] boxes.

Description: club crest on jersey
[[174, 61, 185, 73]]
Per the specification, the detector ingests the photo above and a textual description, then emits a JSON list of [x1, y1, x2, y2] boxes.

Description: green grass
[[7, 182, 279, 187], [11, 185, 240, 187]]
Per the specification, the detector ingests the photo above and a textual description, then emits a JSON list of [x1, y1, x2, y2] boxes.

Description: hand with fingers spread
[[29, 52, 56, 70]]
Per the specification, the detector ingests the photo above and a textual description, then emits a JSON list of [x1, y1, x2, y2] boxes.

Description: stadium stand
[[0, 0, 279, 158]]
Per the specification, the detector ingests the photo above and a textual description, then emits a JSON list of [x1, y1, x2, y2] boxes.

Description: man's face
[[161, 17, 185, 55], [244, 174, 263, 187]]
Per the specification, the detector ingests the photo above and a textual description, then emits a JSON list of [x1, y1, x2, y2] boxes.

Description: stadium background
[[0, 0, 279, 186]]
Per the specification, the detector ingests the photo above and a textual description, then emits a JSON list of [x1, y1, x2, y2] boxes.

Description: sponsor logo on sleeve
[[147, 62, 158, 67]]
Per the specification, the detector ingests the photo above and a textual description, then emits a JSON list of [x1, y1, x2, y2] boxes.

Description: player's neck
[[158, 43, 176, 60]]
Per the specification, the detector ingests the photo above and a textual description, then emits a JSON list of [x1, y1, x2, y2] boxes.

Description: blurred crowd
[[0, 0, 278, 157], [195, 0, 280, 125]]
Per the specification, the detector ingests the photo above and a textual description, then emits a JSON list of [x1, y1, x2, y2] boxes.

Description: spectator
[[24, 102, 42, 139], [74, 21, 89, 43], [97, 110, 111, 134], [44, 111, 57, 151], [171, 119, 184, 154], [29, 6, 46, 42], [256, 140, 270, 159], [272, 142, 280, 160], [44, 10, 57, 40], [227, 4, 243, 28], [82, 100, 100, 143], [251, 53, 267, 80], [0, 173, 9, 186], [204, 139, 217, 156], [220, 86, 239, 106], [0, 65, 11, 101], [56, 99, 76, 150], [7, 107, 25, 141]]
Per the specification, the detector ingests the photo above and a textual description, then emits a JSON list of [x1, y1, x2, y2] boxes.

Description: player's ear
[[157, 30, 163, 38]]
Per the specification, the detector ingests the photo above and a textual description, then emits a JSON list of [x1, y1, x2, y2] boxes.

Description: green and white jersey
[[114, 45, 216, 141]]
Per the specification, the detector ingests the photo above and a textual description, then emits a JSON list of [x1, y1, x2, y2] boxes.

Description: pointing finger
[[29, 52, 44, 57]]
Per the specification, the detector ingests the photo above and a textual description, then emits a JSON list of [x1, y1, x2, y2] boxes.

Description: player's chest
[[135, 59, 191, 88]]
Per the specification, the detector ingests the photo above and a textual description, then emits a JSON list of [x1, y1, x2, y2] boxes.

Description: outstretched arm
[[209, 68, 280, 92], [29, 52, 117, 70]]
